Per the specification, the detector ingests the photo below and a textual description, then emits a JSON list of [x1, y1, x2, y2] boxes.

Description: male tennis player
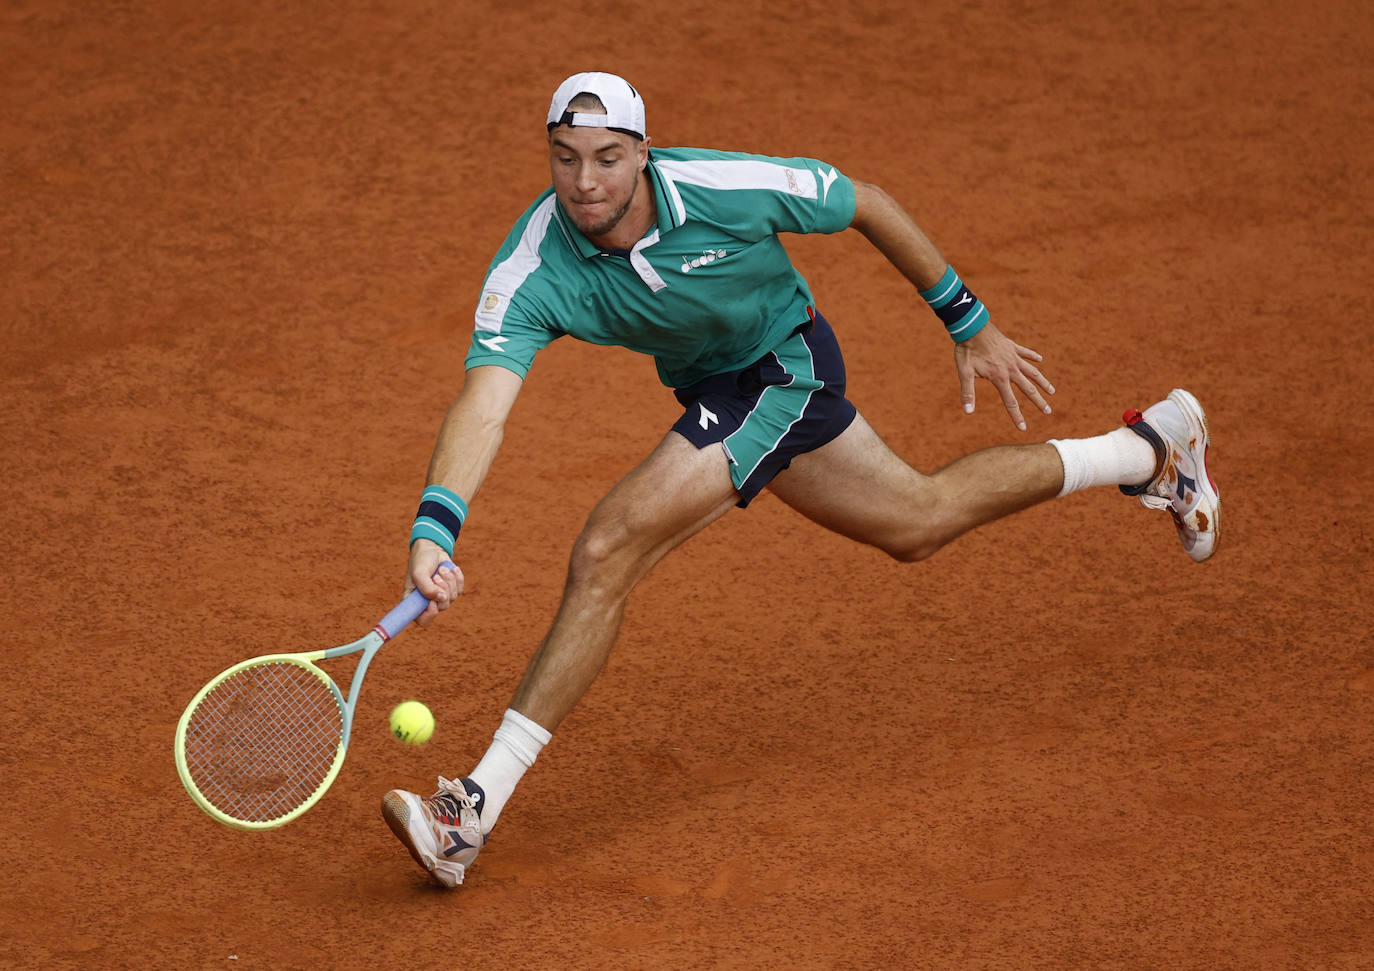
[[381, 72, 1220, 887]]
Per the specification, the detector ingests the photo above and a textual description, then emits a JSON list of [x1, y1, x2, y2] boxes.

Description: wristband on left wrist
[[919, 265, 989, 343]]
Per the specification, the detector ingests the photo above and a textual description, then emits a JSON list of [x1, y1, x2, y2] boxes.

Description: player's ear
[[638, 135, 652, 168]]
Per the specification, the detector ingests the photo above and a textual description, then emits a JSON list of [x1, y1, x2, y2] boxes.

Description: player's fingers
[[997, 378, 1027, 431], [415, 598, 442, 628], [1015, 374, 1052, 416], [1012, 364, 1053, 414], [1026, 365, 1056, 397], [1014, 342, 1044, 363], [436, 563, 464, 601], [956, 352, 977, 414]]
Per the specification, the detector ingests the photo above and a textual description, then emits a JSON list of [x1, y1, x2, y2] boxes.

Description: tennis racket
[[174, 565, 452, 831]]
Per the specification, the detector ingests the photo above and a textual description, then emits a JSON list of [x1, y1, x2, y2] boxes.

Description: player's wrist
[[920, 265, 989, 343], [410, 484, 468, 557]]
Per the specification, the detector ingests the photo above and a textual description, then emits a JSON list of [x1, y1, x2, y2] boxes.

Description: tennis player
[[381, 72, 1220, 887]]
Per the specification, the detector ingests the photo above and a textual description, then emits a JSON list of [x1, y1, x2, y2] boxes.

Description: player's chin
[[572, 214, 612, 236]]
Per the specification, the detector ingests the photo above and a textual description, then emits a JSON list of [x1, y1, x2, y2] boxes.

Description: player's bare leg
[[384, 430, 738, 886], [509, 430, 739, 730], [766, 412, 1067, 560]]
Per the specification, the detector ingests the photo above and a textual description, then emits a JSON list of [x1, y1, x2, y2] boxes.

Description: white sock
[[467, 708, 551, 834], [1049, 428, 1157, 497]]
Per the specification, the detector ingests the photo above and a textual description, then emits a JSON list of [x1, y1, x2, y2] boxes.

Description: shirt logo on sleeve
[[818, 167, 839, 205], [482, 293, 501, 312], [477, 335, 509, 352]]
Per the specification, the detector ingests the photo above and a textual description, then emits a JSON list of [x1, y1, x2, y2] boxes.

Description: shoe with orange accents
[[1120, 388, 1220, 562], [381, 776, 486, 888]]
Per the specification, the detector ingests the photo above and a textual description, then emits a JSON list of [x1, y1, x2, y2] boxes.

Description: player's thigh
[[766, 411, 937, 547], [579, 430, 739, 563]]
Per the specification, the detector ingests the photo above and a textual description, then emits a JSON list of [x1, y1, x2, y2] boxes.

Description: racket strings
[[182, 661, 344, 823]]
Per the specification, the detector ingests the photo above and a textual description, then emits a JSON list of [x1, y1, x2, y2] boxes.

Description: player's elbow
[[849, 180, 899, 235], [882, 537, 942, 563]]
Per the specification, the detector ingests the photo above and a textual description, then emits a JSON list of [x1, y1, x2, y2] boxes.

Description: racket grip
[[377, 561, 456, 639]]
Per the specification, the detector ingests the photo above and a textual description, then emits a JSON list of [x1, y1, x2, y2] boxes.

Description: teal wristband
[[919, 265, 989, 343], [410, 485, 468, 556]]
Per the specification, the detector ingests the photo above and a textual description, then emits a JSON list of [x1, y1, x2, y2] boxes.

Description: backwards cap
[[546, 72, 646, 140]]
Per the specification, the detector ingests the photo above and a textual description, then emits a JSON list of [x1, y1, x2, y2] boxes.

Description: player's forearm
[[426, 404, 503, 501], [424, 366, 523, 502], [849, 180, 950, 292]]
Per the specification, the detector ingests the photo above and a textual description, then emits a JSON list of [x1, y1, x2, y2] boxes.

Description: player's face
[[548, 125, 650, 241]]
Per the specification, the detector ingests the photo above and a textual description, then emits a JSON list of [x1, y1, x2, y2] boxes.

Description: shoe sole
[[1167, 388, 1220, 560], [382, 790, 452, 887]]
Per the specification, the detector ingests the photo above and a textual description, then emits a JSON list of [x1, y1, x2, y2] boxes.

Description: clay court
[[3, 0, 1371, 966]]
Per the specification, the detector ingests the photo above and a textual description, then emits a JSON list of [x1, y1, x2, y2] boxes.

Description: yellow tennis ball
[[389, 700, 434, 745]]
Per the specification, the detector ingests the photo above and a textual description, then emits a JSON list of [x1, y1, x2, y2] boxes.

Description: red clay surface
[[3, 0, 1372, 967]]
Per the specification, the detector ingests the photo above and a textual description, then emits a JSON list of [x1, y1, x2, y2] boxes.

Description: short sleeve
[[463, 293, 559, 377], [462, 194, 564, 376]]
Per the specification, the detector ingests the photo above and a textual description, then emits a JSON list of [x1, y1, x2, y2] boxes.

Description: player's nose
[[575, 162, 600, 191]]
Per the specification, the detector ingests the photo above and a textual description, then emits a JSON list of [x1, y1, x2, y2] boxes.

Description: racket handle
[[377, 561, 457, 639]]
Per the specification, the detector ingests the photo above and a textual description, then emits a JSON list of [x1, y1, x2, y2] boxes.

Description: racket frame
[[174, 575, 447, 830]]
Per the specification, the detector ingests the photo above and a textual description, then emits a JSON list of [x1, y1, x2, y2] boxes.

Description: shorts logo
[[698, 403, 718, 430], [482, 293, 501, 312], [681, 249, 727, 274]]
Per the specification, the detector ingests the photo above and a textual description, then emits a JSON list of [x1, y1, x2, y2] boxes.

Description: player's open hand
[[407, 539, 465, 627], [953, 323, 1056, 431]]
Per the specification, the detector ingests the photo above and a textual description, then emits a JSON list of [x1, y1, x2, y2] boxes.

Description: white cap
[[546, 72, 646, 139]]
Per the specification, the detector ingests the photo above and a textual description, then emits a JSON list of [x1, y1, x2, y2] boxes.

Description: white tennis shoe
[[382, 776, 486, 888], [1120, 388, 1220, 562]]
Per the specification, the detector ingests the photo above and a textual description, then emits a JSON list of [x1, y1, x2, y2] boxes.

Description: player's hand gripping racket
[[174, 565, 453, 830]]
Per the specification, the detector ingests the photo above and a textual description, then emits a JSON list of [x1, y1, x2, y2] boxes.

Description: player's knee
[[567, 516, 637, 592], [876, 525, 945, 563]]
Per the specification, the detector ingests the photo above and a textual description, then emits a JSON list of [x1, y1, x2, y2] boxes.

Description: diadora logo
[[1176, 470, 1196, 502], [955, 292, 973, 308], [818, 167, 839, 204], [681, 249, 727, 274], [443, 830, 476, 856], [698, 403, 718, 430], [477, 334, 509, 352]]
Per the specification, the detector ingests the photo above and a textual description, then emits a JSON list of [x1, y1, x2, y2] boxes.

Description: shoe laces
[[429, 775, 480, 823]]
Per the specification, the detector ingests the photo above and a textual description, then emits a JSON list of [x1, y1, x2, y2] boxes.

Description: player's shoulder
[[502, 187, 559, 239], [489, 189, 568, 266], [650, 145, 841, 186], [651, 145, 753, 164], [652, 144, 802, 168]]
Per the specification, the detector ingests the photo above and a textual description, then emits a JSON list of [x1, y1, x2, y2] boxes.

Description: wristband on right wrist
[[919, 265, 989, 343], [410, 484, 468, 557]]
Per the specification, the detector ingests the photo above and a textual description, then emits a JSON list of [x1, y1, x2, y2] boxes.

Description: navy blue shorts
[[671, 309, 857, 507]]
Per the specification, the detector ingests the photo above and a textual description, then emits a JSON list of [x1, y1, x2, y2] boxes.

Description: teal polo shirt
[[465, 146, 857, 389]]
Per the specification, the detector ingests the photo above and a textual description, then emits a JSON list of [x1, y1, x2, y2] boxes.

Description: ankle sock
[[1049, 427, 1157, 497], [466, 708, 551, 833]]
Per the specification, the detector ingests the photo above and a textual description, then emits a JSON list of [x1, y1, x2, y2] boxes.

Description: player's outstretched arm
[[848, 180, 1054, 430], [408, 364, 525, 625]]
